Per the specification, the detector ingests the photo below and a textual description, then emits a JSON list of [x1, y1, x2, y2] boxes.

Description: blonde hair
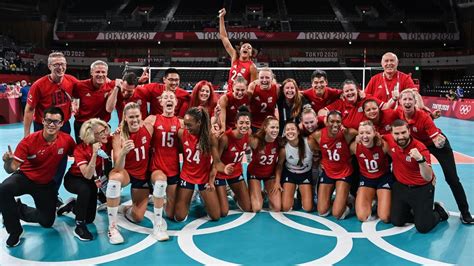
[[47, 52, 66, 65], [258, 67, 274, 78], [120, 102, 141, 140], [79, 118, 110, 144], [400, 89, 416, 101]]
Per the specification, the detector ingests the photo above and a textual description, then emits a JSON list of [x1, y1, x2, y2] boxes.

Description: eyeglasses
[[43, 118, 62, 126], [51, 63, 67, 68], [95, 129, 108, 137]]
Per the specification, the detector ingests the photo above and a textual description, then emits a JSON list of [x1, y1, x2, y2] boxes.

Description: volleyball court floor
[[0, 114, 473, 265]]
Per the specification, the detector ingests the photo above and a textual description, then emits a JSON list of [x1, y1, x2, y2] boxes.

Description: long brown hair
[[120, 102, 141, 140], [254, 116, 279, 152], [189, 80, 217, 114], [284, 121, 306, 166], [185, 107, 211, 154], [280, 78, 303, 120]]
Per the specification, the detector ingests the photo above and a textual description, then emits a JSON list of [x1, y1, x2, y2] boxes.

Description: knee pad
[[153, 180, 167, 199], [106, 180, 121, 199]]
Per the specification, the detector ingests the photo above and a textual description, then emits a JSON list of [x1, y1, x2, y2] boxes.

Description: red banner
[[54, 31, 460, 42], [423, 96, 474, 121]]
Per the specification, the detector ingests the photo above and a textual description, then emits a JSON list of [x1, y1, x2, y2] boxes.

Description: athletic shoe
[[226, 185, 235, 201], [339, 206, 351, 220], [434, 202, 450, 221], [74, 224, 93, 241], [108, 226, 124, 244], [152, 220, 169, 242], [6, 229, 23, 248], [56, 196, 64, 209], [148, 195, 154, 205], [460, 212, 474, 224], [57, 197, 76, 216], [347, 194, 355, 210]]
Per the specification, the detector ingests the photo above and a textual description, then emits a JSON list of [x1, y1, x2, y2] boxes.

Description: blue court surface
[[0, 115, 473, 265]]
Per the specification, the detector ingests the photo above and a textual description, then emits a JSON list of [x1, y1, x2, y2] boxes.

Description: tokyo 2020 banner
[[423, 96, 474, 121]]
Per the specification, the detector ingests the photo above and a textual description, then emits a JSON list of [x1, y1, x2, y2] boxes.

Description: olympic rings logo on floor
[[0, 204, 456, 265]]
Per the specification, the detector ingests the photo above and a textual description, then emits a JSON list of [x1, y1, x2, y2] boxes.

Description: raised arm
[[219, 8, 237, 61], [106, 79, 122, 113]]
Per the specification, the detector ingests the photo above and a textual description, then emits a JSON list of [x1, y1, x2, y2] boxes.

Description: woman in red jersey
[[174, 107, 221, 222], [105, 102, 161, 244], [350, 121, 392, 222], [144, 90, 183, 241], [247, 116, 282, 212], [248, 68, 280, 132], [189, 80, 218, 117], [276, 122, 319, 212], [310, 111, 358, 219], [363, 99, 399, 136], [60, 118, 111, 241], [319, 79, 391, 130], [219, 8, 257, 93], [217, 76, 250, 130], [214, 106, 252, 216]]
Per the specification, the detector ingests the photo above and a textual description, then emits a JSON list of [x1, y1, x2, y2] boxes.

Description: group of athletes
[[0, 8, 473, 248]]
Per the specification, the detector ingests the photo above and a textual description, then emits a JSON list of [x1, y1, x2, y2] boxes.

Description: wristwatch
[[416, 157, 426, 163]]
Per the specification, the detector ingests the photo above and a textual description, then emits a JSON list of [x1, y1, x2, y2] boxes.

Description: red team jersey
[[73, 79, 115, 122], [385, 134, 432, 186], [225, 92, 250, 129], [13, 131, 75, 184], [371, 109, 398, 135], [68, 139, 112, 177], [124, 126, 152, 180], [365, 71, 416, 102], [250, 84, 278, 128], [141, 83, 190, 118], [216, 130, 250, 179], [116, 87, 149, 121], [149, 115, 181, 177], [325, 97, 384, 130], [355, 143, 389, 179], [180, 129, 212, 185], [27, 74, 78, 123], [302, 87, 342, 113], [227, 59, 255, 92], [247, 140, 279, 178], [320, 128, 353, 179], [397, 109, 440, 146]]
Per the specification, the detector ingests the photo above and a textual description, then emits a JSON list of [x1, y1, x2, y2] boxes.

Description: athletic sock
[[107, 206, 118, 228]]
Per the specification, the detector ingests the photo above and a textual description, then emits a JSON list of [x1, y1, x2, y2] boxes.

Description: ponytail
[[186, 107, 211, 154]]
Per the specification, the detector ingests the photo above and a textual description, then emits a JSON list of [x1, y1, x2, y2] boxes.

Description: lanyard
[[383, 71, 400, 97]]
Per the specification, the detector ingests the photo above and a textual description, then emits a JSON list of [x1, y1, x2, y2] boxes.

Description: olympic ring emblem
[[0, 205, 460, 265], [459, 105, 471, 115]]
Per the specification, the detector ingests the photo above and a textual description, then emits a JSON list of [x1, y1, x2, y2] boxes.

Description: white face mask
[[97, 148, 109, 160]]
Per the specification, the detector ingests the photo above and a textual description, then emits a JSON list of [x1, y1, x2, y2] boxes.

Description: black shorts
[[319, 170, 353, 185], [247, 168, 275, 181], [281, 167, 313, 185], [178, 177, 207, 191], [167, 174, 180, 185], [215, 175, 245, 186], [130, 175, 152, 189], [359, 172, 394, 190]]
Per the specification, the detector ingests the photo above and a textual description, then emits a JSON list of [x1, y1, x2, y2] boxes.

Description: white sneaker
[[152, 220, 169, 242], [338, 206, 351, 220], [108, 226, 124, 244], [347, 194, 355, 210]]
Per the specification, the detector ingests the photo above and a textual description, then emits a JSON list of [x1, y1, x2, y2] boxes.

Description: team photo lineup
[[0, 5, 473, 262]]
